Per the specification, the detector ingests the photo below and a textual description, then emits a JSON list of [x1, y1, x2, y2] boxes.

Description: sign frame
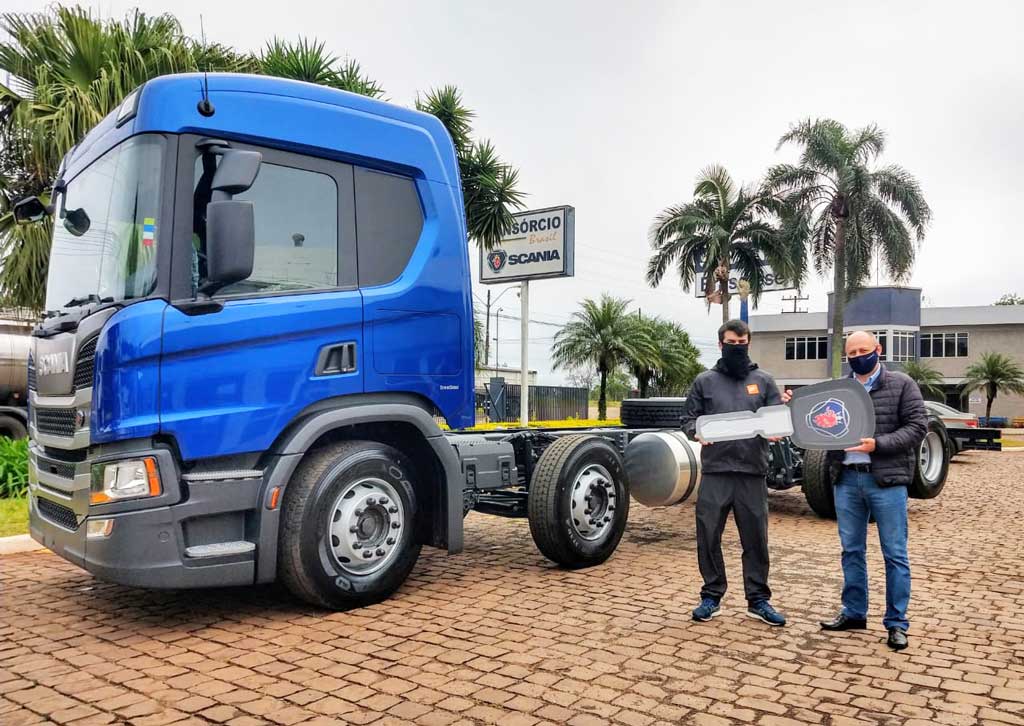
[[479, 205, 575, 285]]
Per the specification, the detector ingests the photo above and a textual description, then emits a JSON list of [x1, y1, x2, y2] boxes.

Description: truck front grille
[[74, 337, 97, 390], [37, 497, 78, 530], [35, 408, 77, 438], [35, 453, 77, 481]]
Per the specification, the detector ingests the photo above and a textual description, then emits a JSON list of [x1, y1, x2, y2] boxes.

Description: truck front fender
[[254, 395, 464, 584]]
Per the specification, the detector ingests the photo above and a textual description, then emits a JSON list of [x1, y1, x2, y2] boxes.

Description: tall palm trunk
[[598, 366, 608, 421], [829, 202, 849, 379], [986, 382, 996, 421], [717, 259, 731, 323]]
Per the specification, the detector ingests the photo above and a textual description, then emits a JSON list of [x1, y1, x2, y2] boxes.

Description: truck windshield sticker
[[142, 217, 156, 247]]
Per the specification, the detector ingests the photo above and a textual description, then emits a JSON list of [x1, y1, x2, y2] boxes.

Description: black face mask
[[720, 343, 751, 378]]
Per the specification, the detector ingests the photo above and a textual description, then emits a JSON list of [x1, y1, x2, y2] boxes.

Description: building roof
[[751, 304, 1024, 333], [920, 305, 1024, 327]]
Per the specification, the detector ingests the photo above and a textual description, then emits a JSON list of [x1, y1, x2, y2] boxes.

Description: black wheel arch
[[254, 393, 464, 584]]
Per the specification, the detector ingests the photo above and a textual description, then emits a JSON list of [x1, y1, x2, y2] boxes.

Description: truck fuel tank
[[624, 431, 702, 507]]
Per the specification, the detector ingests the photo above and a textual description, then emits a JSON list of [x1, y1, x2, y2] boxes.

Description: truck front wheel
[[528, 435, 630, 568], [278, 440, 421, 609]]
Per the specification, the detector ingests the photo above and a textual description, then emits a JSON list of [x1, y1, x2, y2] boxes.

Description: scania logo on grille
[[487, 250, 507, 272], [38, 351, 70, 376]]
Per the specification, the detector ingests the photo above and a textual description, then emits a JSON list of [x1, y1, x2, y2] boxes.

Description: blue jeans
[[834, 470, 911, 631]]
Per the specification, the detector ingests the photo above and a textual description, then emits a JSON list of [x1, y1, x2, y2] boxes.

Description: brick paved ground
[[3, 450, 1024, 726]]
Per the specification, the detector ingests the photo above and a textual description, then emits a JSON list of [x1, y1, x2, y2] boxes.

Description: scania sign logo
[[38, 351, 70, 376], [487, 250, 507, 272]]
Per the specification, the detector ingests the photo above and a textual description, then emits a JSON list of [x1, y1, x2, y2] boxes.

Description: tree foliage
[[994, 293, 1024, 306], [551, 295, 657, 420], [900, 359, 945, 400], [962, 352, 1024, 421], [0, 5, 524, 312], [647, 165, 794, 323], [765, 119, 931, 378], [416, 87, 525, 248], [628, 316, 703, 397]]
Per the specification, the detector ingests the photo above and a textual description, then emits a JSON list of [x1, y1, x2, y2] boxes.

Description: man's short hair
[[718, 319, 751, 343]]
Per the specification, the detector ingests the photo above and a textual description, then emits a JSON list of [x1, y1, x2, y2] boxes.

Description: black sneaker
[[692, 598, 721, 622], [747, 600, 786, 626], [887, 628, 909, 651]]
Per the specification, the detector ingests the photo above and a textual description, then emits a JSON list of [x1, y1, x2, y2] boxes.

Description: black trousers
[[696, 472, 771, 604]]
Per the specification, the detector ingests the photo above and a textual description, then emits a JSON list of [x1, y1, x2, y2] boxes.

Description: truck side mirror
[[210, 149, 262, 199], [200, 200, 255, 296], [12, 196, 51, 224]]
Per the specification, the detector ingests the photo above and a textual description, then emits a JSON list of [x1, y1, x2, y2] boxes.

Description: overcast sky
[[9, 0, 1024, 382]]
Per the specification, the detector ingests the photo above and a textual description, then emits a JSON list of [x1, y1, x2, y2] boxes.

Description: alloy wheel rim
[[328, 477, 404, 575]]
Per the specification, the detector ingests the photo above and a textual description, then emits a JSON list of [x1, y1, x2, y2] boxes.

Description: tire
[[620, 398, 687, 429], [278, 440, 422, 609], [801, 448, 837, 519], [909, 418, 949, 500], [0, 416, 27, 439], [528, 434, 629, 568]]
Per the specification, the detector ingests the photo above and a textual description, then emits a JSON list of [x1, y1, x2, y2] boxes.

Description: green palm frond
[[901, 360, 945, 399]]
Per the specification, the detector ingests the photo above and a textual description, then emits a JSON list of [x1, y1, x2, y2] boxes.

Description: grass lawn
[[0, 497, 28, 537]]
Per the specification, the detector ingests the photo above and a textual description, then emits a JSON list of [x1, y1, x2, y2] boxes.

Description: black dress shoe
[[820, 613, 868, 631], [887, 628, 908, 651]]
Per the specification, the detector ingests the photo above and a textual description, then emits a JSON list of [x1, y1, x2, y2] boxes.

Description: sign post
[[520, 280, 529, 427], [480, 206, 575, 428]]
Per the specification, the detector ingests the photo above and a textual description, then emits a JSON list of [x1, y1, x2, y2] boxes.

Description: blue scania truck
[[18, 74, 649, 608]]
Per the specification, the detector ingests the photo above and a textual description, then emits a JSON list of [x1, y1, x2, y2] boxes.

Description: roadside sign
[[480, 206, 575, 284], [693, 257, 793, 297]]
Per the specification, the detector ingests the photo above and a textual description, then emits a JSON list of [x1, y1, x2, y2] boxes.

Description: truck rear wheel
[[278, 440, 421, 609], [909, 419, 949, 499], [528, 434, 629, 568], [801, 448, 837, 519]]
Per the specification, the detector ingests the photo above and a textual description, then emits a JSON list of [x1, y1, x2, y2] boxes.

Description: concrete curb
[[0, 534, 43, 555]]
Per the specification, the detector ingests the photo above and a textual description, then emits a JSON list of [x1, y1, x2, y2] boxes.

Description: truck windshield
[[45, 134, 165, 313]]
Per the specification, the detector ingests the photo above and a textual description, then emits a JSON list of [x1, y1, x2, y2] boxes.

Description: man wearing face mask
[[680, 319, 790, 626], [820, 330, 927, 651]]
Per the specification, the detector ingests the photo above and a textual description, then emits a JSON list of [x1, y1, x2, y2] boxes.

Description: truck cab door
[[160, 138, 362, 462]]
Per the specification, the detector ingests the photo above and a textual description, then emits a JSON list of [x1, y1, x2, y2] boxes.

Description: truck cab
[[25, 74, 480, 605]]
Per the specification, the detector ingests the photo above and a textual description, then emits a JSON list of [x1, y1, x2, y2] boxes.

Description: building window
[[841, 330, 889, 361], [785, 336, 828, 360], [921, 332, 968, 358], [892, 331, 916, 362]]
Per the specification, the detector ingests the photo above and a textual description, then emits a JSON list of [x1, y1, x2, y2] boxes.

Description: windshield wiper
[[63, 294, 114, 308]]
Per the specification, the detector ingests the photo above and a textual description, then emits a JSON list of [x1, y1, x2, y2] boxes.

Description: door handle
[[316, 342, 357, 375]]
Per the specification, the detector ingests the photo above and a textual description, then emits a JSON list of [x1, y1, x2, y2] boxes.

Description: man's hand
[[696, 436, 712, 446], [781, 388, 793, 404], [766, 436, 784, 442], [844, 437, 876, 454]]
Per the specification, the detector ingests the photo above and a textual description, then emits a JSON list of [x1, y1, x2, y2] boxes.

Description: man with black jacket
[[680, 319, 789, 626], [820, 330, 927, 651]]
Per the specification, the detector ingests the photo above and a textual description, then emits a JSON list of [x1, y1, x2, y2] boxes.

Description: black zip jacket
[[824, 366, 928, 486], [680, 360, 783, 476]]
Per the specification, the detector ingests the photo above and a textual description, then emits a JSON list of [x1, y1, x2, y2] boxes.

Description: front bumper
[[28, 442, 263, 589]]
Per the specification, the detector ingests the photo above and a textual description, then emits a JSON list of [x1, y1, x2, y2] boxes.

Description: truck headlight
[[91, 457, 161, 504]]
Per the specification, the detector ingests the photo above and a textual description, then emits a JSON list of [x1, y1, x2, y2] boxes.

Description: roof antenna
[[196, 14, 215, 117]]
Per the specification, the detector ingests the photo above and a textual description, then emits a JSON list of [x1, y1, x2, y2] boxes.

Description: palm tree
[[552, 295, 657, 420], [416, 87, 525, 249], [0, 6, 241, 311], [765, 119, 932, 378], [962, 352, 1024, 422], [257, 39, 384, 97], [647, 165, 793, 323], [628, 316, 702, 398], [901, 360, 945, 400]]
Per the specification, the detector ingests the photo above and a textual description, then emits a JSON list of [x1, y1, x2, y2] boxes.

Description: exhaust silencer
[[625, 431, 702, 507]]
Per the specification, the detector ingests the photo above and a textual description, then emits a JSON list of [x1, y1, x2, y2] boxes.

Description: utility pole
[[483, 289, 491, 366], [781, 292, 808, 314], [494, 308, 502, 367]]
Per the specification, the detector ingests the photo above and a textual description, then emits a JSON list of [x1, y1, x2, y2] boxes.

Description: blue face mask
[[849, 350, 879, 376]]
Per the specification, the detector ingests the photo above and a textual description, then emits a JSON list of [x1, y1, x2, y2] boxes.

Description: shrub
[[0, 436, 29, 499]]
